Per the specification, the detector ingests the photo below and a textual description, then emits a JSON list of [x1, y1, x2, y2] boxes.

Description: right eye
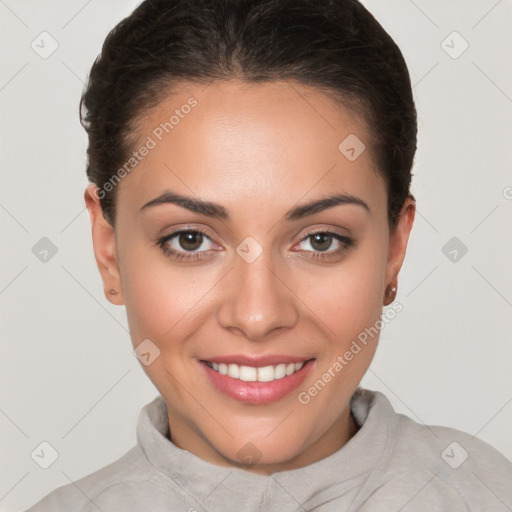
[[156, 229, 218, 262]]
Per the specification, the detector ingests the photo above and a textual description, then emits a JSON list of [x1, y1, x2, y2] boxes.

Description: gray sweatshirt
[[26, 387, 512, 511]]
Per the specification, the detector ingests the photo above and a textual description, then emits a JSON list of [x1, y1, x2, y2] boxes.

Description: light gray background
[[1, 1, 511, 510]]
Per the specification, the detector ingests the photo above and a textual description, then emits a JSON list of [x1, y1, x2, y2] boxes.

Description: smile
[[199, 358, 316, 404]]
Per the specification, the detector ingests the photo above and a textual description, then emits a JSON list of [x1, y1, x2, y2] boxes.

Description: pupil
[[179, 232, 203, 251], [311, 233, 331, 251]]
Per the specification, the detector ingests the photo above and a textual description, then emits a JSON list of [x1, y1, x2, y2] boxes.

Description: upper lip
[[200, 354, 314, 367]]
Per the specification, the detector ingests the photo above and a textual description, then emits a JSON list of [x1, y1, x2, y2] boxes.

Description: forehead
[[118, 79, 386, 214]]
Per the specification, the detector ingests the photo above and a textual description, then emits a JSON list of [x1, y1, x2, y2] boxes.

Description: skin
[[84, 79, 415, 475]]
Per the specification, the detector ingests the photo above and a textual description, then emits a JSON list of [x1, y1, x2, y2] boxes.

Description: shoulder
[[366, 389, 512, 509], [394, 408, 512, 474], [24, 445, 164, 512]]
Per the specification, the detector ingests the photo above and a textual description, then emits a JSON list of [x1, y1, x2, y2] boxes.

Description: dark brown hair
[[80, 0, 417, 229]]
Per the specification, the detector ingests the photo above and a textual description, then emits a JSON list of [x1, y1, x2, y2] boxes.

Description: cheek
[[300, 237, 387, 341], [119, 242, 217, 344]]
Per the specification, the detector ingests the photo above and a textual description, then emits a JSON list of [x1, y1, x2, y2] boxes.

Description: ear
[[384, 195, 416, 295], [84, 184, 124, 305]]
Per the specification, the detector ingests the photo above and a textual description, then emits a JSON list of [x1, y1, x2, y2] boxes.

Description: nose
[[216, 248, 300, 341]]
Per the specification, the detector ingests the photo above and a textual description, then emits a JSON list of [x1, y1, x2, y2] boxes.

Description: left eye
[[297, 232, 352, 253]]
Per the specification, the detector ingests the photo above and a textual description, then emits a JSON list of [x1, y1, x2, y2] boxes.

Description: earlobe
[[84, 184, 125, 305]]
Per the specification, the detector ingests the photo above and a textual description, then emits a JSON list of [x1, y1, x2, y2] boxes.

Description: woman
[[27, 0, 512, 510]]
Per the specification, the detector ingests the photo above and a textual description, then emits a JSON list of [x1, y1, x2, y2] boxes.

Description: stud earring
[[384, 284, 397, 306], [109, 289, 118, 295]]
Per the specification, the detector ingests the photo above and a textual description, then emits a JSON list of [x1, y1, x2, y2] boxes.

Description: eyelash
[[155, 229, 355, 263]]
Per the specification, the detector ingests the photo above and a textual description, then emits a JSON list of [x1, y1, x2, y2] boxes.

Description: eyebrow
[[140, 190, 370, 220]]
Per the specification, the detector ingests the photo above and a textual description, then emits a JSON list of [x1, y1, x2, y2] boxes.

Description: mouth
[[198, 356, 316, 404]]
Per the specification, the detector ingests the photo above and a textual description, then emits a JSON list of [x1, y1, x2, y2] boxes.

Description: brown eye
[[294, 230, 355, 261], [178, 231, 204, 251], [156, 229, 218, 262], [309, 233, 333, 252]]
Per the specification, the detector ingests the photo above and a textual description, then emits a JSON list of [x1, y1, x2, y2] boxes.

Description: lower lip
[[199, 359, 315, 405]]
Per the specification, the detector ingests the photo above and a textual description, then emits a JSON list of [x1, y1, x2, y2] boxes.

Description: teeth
[[207, 360, 307, 382], [274, 363, 287, 379], [227, 364, 239, 379], [239, 366, 257, 381], [256, 365, 273, 382]]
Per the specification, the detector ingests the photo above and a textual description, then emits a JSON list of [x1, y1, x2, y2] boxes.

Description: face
[[85, 79, 415, 474]]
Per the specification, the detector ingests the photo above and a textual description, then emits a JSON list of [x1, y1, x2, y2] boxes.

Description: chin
[[208, 428, 310, 471]]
